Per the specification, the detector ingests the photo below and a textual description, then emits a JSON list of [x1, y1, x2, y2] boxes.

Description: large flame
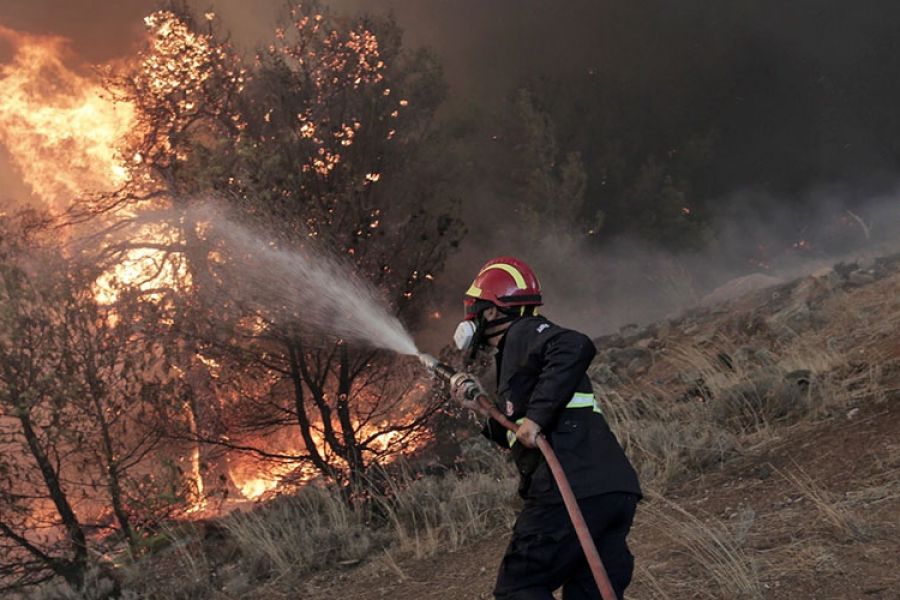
[[0, 25, 133, 209], [0, 22, 195, 304], [0, 14, 428, 513]]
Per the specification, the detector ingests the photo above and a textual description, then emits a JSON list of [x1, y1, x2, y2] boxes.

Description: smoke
[[429, 184, 900, 345], [5, 1, 900, 346]]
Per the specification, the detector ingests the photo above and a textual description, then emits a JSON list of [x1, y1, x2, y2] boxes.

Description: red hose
[[476, 394, 618, 600]]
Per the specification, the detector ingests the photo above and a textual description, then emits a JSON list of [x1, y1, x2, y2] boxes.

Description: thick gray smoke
[[430, 185, 900, 344], [6, 1, 900, 349]]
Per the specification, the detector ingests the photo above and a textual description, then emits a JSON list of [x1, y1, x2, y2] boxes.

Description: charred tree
[[0, 215, 183, 590], [91, 4, 463, 489]]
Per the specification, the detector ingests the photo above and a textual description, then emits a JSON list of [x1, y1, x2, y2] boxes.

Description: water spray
[[126, 204, 616, 598], [417, 353, 618, 600]]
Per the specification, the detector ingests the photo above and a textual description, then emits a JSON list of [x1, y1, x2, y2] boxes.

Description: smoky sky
[[4, 0, 898, 189], [3, 1, 900, 343]]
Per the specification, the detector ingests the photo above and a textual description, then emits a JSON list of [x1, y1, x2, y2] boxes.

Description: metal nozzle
[[418, 353, 439, 371], [418, 353, 457, 384]]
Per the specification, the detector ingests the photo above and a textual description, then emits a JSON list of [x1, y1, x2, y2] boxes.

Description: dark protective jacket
[[483, 316, 642, 504]]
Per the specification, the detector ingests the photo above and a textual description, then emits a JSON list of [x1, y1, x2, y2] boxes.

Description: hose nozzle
[[418, 353, 457, 384]]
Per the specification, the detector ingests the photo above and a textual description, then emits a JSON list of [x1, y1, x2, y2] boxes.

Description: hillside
[[34, 255, 900, 600], [302, 254, 900, 600]]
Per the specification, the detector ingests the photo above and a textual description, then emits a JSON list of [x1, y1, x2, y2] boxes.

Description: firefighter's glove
[[516, 417, 542, 449], [449, 372, 489, 417]]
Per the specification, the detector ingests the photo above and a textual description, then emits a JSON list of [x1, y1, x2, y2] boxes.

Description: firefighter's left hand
[[516, 418, 542, 448]]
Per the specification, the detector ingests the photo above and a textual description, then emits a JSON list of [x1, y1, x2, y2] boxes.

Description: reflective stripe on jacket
[[482, 316, 642, 503], [506, 392, 602, 447]]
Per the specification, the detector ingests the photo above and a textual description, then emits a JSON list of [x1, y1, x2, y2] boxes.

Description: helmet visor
[[463, 297, 494, 320]]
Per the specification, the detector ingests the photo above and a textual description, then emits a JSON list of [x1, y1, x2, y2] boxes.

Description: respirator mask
[[453, 300, 518, 358], [453, 320, 479, 352]]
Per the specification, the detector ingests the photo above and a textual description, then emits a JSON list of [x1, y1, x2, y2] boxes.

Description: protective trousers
[[493, 492, 638, 600]]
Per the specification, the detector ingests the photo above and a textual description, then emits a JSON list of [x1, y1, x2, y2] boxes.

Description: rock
[[656, 320, 672, 338], [619, 323, 650, 344], [641, 337, 662, 350], [846, 407, 860, 420], [627, 358, 650, 376], [619, 323, 641, 336], [606, 347, 651, 368], [677, 370, 702, 385], [700, 273, 785, 307], [590, 363, 623, 386], [734, 346, 778, 367], [857, 255, 877, 271], [592, 332, 625, 349], [782, 369, 812, 389], [847, 271, 876, 286], [766, 301, 812, 332], [833, 261, 859, 277], [811, 266, 844, 290], [711, 368, 816, 428]]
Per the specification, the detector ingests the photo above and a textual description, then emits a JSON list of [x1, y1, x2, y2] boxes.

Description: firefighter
[[450, 256, 642, 600]]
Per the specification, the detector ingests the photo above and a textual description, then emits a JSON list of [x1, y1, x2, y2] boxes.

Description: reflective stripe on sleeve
[[506, 393, 601, 447]]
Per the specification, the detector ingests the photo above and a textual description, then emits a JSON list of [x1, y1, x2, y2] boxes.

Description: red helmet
[[463, 256, 542, 319]]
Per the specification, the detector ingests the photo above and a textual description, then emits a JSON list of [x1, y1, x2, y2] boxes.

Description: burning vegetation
[[0, 3, 461, 593]]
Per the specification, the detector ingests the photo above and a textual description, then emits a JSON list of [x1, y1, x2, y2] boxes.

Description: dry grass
[[602, 389, 737, 490], [33, 268, 900, 599], [643, 497, 763, 600], [52, 440, 517, 600], [218, 449, 516, 588], [598, 329, 863, 496], [223, 485, 379, 580], [668, 339, 842, 432], [775, 464, 866, 542], [374, 466, 518, 560], [633, 563, 674, 600], [28, 440, 517, 600]]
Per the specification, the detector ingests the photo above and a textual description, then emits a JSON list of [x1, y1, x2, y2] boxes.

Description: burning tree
[[91, 5, 463, 494], [191, 4, 462, 490], [0, 215, 185, 591]]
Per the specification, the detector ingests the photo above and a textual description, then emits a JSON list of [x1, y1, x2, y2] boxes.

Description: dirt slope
[[301, 399, 898, 600], [302, 256, 900, 600]]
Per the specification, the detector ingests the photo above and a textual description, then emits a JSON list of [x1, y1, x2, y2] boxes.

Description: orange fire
[[0, 25, 133, 210], [0, 20, 196, 303], [228, 457, 315, 501], [0, 13, 430, 513], [223, 417, 427, 502]]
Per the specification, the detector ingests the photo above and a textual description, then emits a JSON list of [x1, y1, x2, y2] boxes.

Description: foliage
[[474, 74, 717, 250], [0, 216, 185, 592], [91, 4, 465, 490]]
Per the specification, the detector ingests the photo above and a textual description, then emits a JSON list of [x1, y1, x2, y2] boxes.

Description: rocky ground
[[298, 254, 900, 600], [55, 255, 898, 600]]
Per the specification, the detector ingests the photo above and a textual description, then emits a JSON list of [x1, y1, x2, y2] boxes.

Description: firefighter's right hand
[[449, 372, 489, 416]]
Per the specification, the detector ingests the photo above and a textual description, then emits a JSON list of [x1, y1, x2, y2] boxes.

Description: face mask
[[454, 311, 517, 354], [453, 320, 478, 351]]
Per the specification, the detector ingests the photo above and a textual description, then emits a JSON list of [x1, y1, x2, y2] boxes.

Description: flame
[[228, 455, 312, 501], [0, 21, 200, 303], [1, 14, 432, 516], [238, 478, 274, 500], [225, 417, 428, 501], [0, 26, 133, 209], [93, 219, 188, 304]]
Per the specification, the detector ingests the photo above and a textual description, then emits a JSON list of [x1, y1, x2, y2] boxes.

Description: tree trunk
[[16, 408, 87, 588], [287, 341, 335, 479], [94, 400, 138, 553], [336, 343, 364, 488]]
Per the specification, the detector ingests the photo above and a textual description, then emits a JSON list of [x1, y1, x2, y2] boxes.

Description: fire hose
[[419, 354, 618, 600]]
